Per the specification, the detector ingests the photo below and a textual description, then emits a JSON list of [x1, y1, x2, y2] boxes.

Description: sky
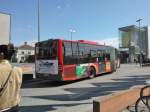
[[0, 0, 150, 47]]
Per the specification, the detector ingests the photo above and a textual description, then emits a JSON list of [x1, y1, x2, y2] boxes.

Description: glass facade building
[[119, 25, 148, 63]]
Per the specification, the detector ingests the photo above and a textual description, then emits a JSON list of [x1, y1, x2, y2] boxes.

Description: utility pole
[[136, 18, 143, 66], [9, 14, 11, 44], [69, 29, 76, 56], [38, 0, 40, 42], [136, 18, 142, 52]]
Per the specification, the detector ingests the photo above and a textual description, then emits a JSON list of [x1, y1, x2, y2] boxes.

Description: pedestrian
[[0, 44, 22, 112], [139, 53, 143, 67], [134, 58, 138, 64]]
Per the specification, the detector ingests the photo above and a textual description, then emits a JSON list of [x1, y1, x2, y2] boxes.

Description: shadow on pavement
[[21, 80, 66, 88], [27, 74, 150, 101], [21, 72, 111, 89], [20, 102, 91, 112], [21, 78, 88, 88]]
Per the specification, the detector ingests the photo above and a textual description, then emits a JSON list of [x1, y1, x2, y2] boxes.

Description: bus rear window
[[36, 40, 58, 59]]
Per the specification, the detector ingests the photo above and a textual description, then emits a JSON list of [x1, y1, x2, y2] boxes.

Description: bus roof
[[78, 40, 98, 44], [63, 39, 99, 45], [35, 38, 114, 48]]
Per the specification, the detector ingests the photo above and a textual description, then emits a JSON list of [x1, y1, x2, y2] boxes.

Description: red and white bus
[[35, 39, 119, 81]]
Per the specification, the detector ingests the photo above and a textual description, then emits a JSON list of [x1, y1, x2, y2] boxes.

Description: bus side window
[[51, 41, 57, 57], [97, 50, 104, 62], [105, 53, 110, 61]]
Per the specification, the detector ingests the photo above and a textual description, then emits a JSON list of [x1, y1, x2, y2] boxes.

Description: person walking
[[0, 45, 22, 112], [139, 52, 143, 67]]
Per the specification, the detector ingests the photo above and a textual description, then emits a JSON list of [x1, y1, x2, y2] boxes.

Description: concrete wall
[[147, 27, 150, 59], [0, 12, 10, 45]]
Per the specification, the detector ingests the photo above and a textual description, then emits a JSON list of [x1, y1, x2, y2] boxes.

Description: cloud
[[26, 40, 37, 47], [57, 5, 61, 9], [95, 37, 119, 48], [15, 40, 37, 47]]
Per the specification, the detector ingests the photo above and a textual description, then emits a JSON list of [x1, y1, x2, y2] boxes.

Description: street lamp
[[69, 29, 76, 56], [136, 18, 143, 66], [69, 29, 76, 41], [37, 0, 40, 42], [136, 18, 143, 52]]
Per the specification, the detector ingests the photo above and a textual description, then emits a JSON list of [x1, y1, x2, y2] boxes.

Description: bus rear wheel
[[89, 67, 96, 78]]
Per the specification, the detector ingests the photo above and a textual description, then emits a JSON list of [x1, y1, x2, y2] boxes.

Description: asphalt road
[[20, 64, 150, 112]]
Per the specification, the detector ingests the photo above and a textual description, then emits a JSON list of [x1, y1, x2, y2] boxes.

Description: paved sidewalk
[[21, 64, 150, 112]]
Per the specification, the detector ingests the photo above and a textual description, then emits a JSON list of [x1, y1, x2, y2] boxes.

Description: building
[[145, 27, 150, 59], [119, 25, 150, 63], [16, 42, 35, 63], [0, 12, 11, 45]]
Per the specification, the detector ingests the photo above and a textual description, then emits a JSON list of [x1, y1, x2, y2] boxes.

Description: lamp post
[[38, 0, 40, 42], [69, 29, 76, 56], [69, 29, 76, 41], [136, 18, 143, 66], [136, 18, 142, 52]]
